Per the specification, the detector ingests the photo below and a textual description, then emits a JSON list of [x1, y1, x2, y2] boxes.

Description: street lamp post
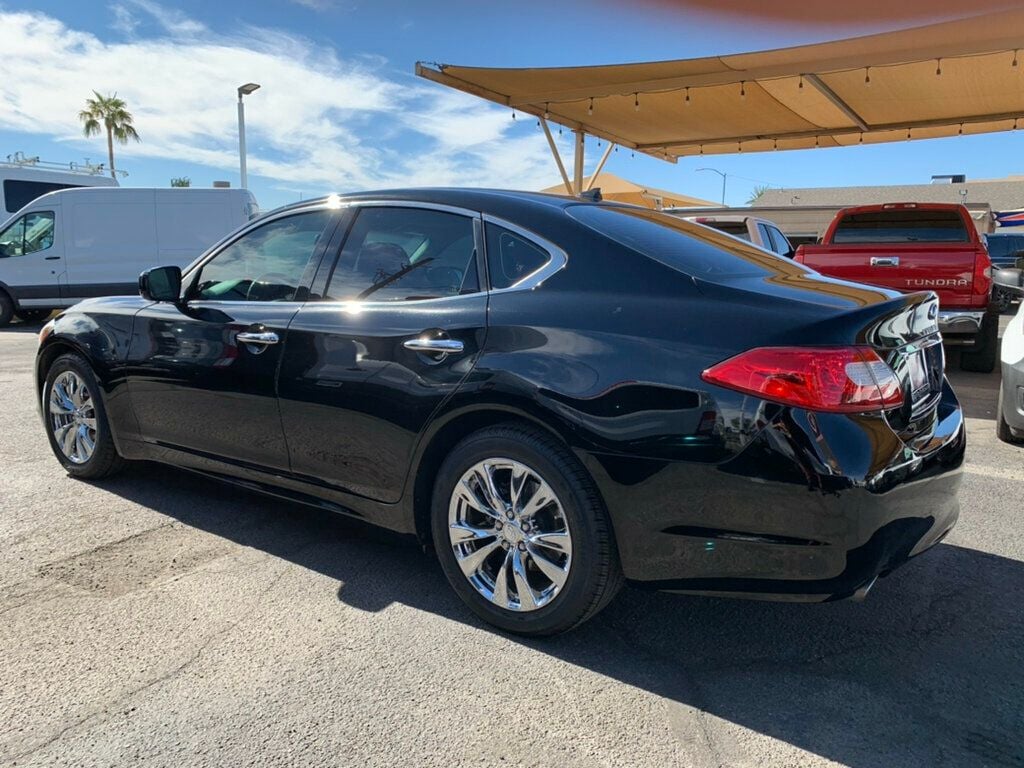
[[237, 82, 261, 189], [697, 167, 727, 205]]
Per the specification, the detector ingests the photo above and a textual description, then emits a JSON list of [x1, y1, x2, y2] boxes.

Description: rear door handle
[[44, 256, 61, 261], [236, 331, 280, 345], [403, 338, 464, 354], [870, 256, 900, 267]]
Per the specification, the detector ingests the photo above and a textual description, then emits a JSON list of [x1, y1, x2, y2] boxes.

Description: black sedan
[[35, 190, 964, 636]]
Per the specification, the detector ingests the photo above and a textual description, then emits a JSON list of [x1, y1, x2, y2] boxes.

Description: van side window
[[0, 211, 55, 257]]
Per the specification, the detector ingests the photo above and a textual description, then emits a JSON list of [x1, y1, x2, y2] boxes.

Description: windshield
[[568, 205, 785, 277], [832, 209, 970, 244]]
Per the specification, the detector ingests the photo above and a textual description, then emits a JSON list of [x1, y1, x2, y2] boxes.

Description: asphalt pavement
[[1, 315, 1022, 768]]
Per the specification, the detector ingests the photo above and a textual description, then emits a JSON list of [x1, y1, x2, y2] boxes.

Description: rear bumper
[[586, 383, 965, 602], [938, 309, 985, 336]]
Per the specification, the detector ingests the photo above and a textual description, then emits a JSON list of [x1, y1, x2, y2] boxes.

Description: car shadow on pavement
[[95, 461, 1024, 768]]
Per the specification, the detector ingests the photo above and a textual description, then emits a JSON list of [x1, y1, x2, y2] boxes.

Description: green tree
[[747, 184, 770, 205], [78, 91, 140, 179], [170, 177, 191, 188]]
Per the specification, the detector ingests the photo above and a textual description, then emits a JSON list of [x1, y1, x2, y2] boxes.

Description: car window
[[699, 220, 751, 240], [485, 224, 551, 289], [192, 210, 332, 302], [768, 226, 792, 255], [832, 209, 969, 244], [325, 207, 478, 301], [568, 205, 777, 277], [0, 211, 54, 257], [757, 223, 774, 249]]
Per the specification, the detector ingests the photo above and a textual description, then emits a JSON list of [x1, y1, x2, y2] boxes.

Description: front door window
[[0, 211, 54, 257]]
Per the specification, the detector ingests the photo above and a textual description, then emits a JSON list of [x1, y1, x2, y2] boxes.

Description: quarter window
[[0, 211, 55, 257], [484, 224, 550, 289], [325, 207, 478, 301], [191, 210, 332, 302]]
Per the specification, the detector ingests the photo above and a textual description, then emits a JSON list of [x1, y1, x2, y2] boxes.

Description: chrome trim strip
[[482, 214, 569, 293]]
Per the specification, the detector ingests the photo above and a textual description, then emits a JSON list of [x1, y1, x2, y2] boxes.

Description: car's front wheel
[[432, 423, 622, 636], [42, 353, 125, 479]]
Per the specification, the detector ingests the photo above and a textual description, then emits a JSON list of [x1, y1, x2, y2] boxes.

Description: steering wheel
[[246, 273, 295, 302]]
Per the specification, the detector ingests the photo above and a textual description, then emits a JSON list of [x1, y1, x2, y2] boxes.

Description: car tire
[[959, 311, 999, 373], [15, 309, 52, 325], [431, 423, 623, 636], [42, 353, 125, 479], [994, 288, 1013, 314], [996, 383, 1023, 444], [0, 291, 14, 328]]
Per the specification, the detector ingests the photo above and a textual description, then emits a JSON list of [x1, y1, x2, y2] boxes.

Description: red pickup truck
[[795, 203, 997, 372]]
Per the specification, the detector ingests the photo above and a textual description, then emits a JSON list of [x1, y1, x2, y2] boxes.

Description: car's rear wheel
[[959, 310, 999, 373], [43, 354, 124, 479], [997, 383, 1023, 444], [432, 423, 622, 636]]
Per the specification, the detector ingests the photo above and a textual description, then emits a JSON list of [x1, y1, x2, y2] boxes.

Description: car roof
[[269, 188, 584, 218]]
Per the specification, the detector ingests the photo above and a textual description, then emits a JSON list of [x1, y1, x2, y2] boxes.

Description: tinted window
[[485, 224, 550, 289], [700, 221, 751, 240], [985, 234, 1024, 262], [832, 209, 969, 244], [0, 211, 54, 257], [768, 226, 792, 255], [3, 180, 81, 213], [192, 210, 331, 302], [325, 207, 478, 301], [569, 205, 776, 277]]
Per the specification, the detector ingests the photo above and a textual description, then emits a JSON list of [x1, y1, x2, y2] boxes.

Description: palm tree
[[78, 92, 140, 179]]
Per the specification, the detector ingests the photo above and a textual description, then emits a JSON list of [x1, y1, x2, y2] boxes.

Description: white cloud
[[0, 6, 568, 198]]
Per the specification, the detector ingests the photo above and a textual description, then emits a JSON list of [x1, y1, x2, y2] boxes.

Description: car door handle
[[44, 256, 61, 261], [236, 331, 280, 345], [403, 338, 464, 354], [870, 256, 899, 267]]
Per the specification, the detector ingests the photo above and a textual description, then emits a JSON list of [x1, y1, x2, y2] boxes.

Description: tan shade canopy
[[417, 10, 1024, 161], [540, 172, 713, 208]]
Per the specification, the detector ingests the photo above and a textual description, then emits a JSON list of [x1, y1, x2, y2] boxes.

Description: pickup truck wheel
[[959, 311, 998, 373], [0, 291, 13, 328]]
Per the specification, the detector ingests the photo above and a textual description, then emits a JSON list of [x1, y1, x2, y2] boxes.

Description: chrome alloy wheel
[[448, 458, 573, 611], [48, 370, 97, 464]]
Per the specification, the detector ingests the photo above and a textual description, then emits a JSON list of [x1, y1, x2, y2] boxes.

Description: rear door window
[[832, 209, 969, 243], [325, 206, 479, 301], [703, 221, 751, 240]]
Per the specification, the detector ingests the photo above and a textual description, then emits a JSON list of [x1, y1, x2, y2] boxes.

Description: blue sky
[[1, 0, 1022, 210]]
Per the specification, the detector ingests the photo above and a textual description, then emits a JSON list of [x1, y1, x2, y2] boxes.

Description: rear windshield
[[568, 205, 779, 277], [700, 221, 751, 240], [832, 209, 969, 244]]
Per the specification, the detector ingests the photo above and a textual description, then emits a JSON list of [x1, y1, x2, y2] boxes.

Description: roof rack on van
[[1, 151, 127, 178]]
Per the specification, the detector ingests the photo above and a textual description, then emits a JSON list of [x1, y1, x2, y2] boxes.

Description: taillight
[[701, 346, 903, 413], [974, 250, 993, 298]]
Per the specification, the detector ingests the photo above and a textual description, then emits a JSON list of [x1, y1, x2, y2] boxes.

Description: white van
[[0, 187, 258, 325]]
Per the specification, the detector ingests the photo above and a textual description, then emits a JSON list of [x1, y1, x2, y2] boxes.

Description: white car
[[997, 269, 1024, 443], [678, 214, 795, 257], [0, 187, 258, 326]]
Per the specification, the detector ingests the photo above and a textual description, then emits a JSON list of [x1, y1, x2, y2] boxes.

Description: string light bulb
[[865, 67, 871, 86], [1014, 50, 1020, 68], [798, 75, 804, 91], [958, 123, 964, 136], [858, 133, 864, 144], [740, 81, 746, 99], [936, 59, 942, 76], [906, 127, 912, 141], [543, 103, 550, 119], [684, 87, 690, 106], [588, 97, 594, 116], [634, 93, 640, 111], [511, 110, 516, 120]]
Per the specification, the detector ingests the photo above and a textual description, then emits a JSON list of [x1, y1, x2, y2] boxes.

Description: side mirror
[[139, 266, 182, 302], [993, 267, 1024, 295]]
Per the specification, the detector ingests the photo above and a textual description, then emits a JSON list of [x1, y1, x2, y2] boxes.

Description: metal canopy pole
[[586, 142, 614, 191], [540, 118, 572, 195], [573, 131, 585, 196]]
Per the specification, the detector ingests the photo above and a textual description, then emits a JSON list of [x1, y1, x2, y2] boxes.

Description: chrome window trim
[[342, 199, 482, 219], [482, 214, 568, 293]]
